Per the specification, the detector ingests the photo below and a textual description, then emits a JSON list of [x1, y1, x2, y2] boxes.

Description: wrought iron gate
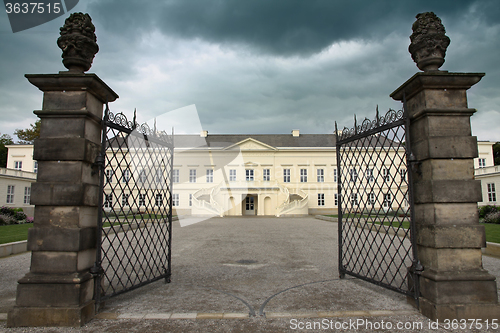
[[93, 105, 174, 308], [336, 106, 421, 304]]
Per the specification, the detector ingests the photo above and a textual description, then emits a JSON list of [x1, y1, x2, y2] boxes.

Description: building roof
[[173, 134, 337, 148]]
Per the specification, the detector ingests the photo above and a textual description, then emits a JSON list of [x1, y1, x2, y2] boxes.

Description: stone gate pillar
[[391, 12, 499, 320], [7, 13, 118, 327]]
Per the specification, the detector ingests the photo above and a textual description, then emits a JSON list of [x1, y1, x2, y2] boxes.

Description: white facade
[[474, 141, 498, 207], [5, 145, 37, 173], [0, 168, 36, 217]]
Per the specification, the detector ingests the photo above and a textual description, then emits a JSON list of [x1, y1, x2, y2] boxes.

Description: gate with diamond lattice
[[92, 105, 174, 310], [335, 106, 421, 305]]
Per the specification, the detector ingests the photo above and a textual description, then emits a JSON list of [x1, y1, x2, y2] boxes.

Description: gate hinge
[[90, 263, 104, 277], [409, 260, 423, 275], [92, 153, 105, 176]]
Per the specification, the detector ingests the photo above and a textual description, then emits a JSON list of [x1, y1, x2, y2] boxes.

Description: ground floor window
[[487, 183, 496, 202], [189, 194, 192, 206], [104, 193, 113, 208], [383, 193, 392, 208], [24, 187, 31, 204], [6, 185, 14, 203], [139, 193, 146, 206], [122, 193, 129, 207], [173, 194, 179, 206], [351, 193, 358, 206], [318, 193, 325, 206], [334, 193, 338, 206]]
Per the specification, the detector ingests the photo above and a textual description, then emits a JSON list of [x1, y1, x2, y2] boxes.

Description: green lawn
[[483, 223, 500, 244], [0, 223, 33, 245]]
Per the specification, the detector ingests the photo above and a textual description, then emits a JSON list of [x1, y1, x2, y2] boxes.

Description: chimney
[[200, 130, 208, 137], [292, 129, 300, 137]]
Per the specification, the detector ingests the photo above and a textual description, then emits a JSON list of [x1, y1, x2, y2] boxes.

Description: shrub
[[0, 214, 17, 225], [14, 211, 27, 221], [478, 205, 500, 218], [484, 211, 500, 224]]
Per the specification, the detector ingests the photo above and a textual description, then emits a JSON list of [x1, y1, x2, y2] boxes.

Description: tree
[[0, 133, 14, 168], [14, 119, 40, 144], [493, 142, 500, 166]]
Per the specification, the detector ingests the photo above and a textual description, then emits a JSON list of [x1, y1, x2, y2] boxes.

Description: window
[[479, 158, 486, 168], [383, 168, 390, 182], [24, 187, 31, 204], [122, 193, 129, 207], [365, 169, 374, 182], [189, 169, 196, 183], [106, 169, 114, 183], [383, 193, 392, 208], [334, 169, 337, 183], [138, 193, 146, 206], [122, 169, 130, 183], [229, 169, 236, 182], [487, 183, 496, 202], [263, 169, 270, 181], [206, 169, 213, 183], [172, 169, 179, 183], [368, 192, 376, 206], [189, 194, 192, 206], [350, 193, 358, 206], [155, 168, 163, 184], [317, 169, 324, 183], [334, 193, 338, 206], [300, 169, 307, 182], [283, 169, 290, 183], [246, 169, 254, 181], [14, 161, 22, 170], [173, 194, 179, 206], [399, 169, 407, 182], [350, 169, 358, 182], [104, 193, 112, 208], [156, 193, 163, 206], [318, 193, 325, 206], [138, 170, 147, 184], [6, 185, 14, 203], [33, 161, 38, 173]]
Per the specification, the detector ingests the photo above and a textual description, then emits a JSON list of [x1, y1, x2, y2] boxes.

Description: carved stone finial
[[409, 12, 450, 71], [57, 13, 99, 73]]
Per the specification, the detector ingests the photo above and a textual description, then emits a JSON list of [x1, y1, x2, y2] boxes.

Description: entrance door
[[243, 196, 255, 215]]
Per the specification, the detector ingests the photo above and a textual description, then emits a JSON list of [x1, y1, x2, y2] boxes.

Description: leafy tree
[[14, 119, 40, 144], [494, 142, 500, 166], [0, 133, 14, 168]]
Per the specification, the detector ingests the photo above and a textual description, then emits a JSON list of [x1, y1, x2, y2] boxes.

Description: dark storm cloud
[[88, 0, 494, 56]]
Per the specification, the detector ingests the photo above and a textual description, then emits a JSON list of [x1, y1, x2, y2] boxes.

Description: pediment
[[225, 138, 277, 151]]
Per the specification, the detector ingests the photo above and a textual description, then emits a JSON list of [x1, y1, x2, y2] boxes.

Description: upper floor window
[[189, 194, 192, 206], [365, 169, 374, 182], [399, 169, 407, 182], [229, 169, 236, 182], [104, 193, 113, 208], [317, 169, 324, 183], [383, 193, 392, 208], [138, 170, 147, 184], [14, 161, 22, 170], [333, 169, 337, 183], [283, 169, 290, 183], [106, 169, 114, 183], [479, 158, 486, 168], [350, 169, 358, 183], [172, 169, 179, 183], [33, 161, 38, 173], [206, 169, 213, 183], [263, 169, 270, 181], [246, 169, 254, 181], [122, 169, 130, 183], [189, 169, 197, 183], [382, 168, 391, 182], [300, 169, 307, 182], [122, 193, 129, 206], [138, 193, 146, 206]]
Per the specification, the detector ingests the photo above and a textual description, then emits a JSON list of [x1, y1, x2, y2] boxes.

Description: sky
[[1, 0, 499, 141]]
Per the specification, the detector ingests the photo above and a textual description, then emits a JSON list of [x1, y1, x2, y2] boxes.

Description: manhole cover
[[236, 259, 258, 265]]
